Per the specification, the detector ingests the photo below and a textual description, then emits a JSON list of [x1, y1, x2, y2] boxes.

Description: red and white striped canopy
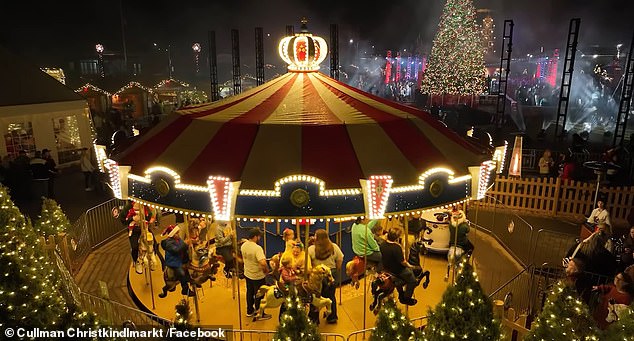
[[117, 72, 486, 189]]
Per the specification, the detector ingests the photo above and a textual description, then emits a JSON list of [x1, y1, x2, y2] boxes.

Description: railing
[[476, 175, 634, 226], [79, 292, 171, 329], [346, 327, 375, 341], [217, 330, 346, 341], [519, 149, 600, 173], [488, 266, 534, 317], [65, 198, 127, 273]]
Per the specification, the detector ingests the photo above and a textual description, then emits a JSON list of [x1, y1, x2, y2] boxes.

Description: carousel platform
[[128, 252, 450, 335]]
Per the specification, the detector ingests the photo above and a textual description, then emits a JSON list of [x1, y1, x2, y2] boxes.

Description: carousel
[[96, 20, 505, 334]]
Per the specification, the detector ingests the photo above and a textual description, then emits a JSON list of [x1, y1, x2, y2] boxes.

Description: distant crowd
[[0, 147, 98, 201]]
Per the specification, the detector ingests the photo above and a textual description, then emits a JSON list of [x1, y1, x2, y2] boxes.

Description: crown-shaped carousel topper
[[278, 18, 328, 72]]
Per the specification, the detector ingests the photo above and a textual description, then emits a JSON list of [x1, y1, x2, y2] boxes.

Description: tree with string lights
[[273, 292, 321, 341], [524, 281, 600, 341], [369, 298, 422, 341], [0, 185, 100, 329], [602, 305, 634, 341], [422, 260, 500, 340], [420, 0, 485, 99], [33, 198, 71, 237]]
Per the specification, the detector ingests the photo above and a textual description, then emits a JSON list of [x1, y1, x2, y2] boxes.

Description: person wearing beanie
[[158, 225, 194, 298]]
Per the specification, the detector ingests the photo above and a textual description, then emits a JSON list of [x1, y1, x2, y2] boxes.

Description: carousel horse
[[346, 256, 381, 290], [606, 300, 630, 323], [408, 227, 433, 288], [368, 229, 433, 314], [186, 220, 220, 286], [446, 246, 468, 280], [253, 283, 287, 321], [255, 264, 334, 321]]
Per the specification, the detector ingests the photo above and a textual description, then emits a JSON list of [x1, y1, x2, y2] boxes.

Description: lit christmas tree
[[369, 299, 422, 341], [273, 293, 320, 341], [602, 305, 634, 341], [0, 185, 100, 329], [420, 0, 485, 96], [524, 281, 599, 341], [34, 198, 70, 237], [422, 260, 501, 340]]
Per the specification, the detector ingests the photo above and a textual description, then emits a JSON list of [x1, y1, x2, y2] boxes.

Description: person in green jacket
[[351, 217, 382, 265]]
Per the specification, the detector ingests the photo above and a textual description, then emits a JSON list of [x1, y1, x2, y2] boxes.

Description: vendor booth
[[0, 46, 94, 164]]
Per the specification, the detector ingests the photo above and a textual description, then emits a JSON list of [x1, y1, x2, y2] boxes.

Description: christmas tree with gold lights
[[0, 185, 100, 329], [33, 198, 71, 237], [524, 281, 599, 341], [369, 299, 422, 340], [420, 0, 485, 96], [273, 292, 321, 341], [422, 260, 500, 340]]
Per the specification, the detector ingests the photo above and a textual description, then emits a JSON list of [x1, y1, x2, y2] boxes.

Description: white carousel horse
[[303, 264, 335, 318], [445, 246, 465, 280]]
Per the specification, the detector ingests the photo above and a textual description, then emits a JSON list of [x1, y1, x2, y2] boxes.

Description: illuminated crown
[[278, 18, 328, 72]]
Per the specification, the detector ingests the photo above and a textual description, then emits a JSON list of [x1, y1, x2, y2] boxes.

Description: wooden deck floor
[[74, 232, 135, 307]]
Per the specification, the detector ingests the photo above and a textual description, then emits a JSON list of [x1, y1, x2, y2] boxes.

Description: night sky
[[1, 0, 632, 77]]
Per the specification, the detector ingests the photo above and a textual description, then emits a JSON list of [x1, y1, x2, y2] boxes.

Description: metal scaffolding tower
[[207, 30, 219, 101], [330, 24, 339, 80], [554, 18, 581, 140], [494, 20, 514, 130], [231, 29, 241, 96], [255, 27, 265, 86], [613, 31, 634, 147]]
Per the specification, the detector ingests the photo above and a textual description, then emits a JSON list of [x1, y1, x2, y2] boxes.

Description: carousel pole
[[303, 217, 310, 278], [263, 221, 268, 257], [363, 217, 368, 331], [139, 206, 156, 309], [403, 216, 409, 318], [231, 218, 243, 330], [338, 221, 342, 305]]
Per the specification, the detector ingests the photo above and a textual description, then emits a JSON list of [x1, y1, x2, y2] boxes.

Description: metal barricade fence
[[79, 292, 171, 329], [66, 198, 127, 273], [488, 266, 534, 317], [472, 195, 536, 267], [346, 328, 375, 341], [529, 229, 578, 268]]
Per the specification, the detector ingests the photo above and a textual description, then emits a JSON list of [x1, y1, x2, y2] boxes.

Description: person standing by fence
[[538, 149, 554, 177], [80, 147, 95, 191]]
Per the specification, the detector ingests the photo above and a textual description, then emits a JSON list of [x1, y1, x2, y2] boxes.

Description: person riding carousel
[[351, 217, 383, 269], [378, 226, 418, 306], [269, 228, 297, 277], [449, 208, 474, 256]]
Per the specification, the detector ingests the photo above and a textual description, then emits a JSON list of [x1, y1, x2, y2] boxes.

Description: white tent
[[0, 45, 93, 165]]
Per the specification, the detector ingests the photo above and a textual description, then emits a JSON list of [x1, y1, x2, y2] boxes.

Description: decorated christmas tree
[[602, 305, 634, 341], [174, 299, 192, 330], [0, 185, 100, 329], [273, 294, 320, 341], [34, 198, 70, 237], [524, 281, 600, 341], [422, 260, 500, 340], [420, 0, 485, 96], [369, 299, 422, 341]]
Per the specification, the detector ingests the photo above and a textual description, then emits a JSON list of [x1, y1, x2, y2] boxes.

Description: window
[[4, 122, 36, 158], [53, 115, 82, 163], [80, 60, 99, 75]]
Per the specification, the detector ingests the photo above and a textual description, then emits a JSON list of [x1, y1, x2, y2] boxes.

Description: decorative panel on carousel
[[386, 172, 471, 213], [128, 176, 211, 213], [235, 181, 364, 217]]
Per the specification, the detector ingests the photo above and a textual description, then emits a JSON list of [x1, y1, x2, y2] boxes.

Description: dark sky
[[1, 0, 632, 73]]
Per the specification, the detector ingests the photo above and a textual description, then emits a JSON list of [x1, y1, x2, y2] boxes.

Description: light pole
[[95, 43, 104, 78], [192, 42, 201, 74], [154, 43, 173, 78]]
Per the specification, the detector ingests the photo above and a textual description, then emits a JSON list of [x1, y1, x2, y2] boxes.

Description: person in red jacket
[[592, 272, 633, 329]]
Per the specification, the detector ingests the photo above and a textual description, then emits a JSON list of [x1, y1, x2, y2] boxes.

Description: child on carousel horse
[[186, 218, 219, 286]]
